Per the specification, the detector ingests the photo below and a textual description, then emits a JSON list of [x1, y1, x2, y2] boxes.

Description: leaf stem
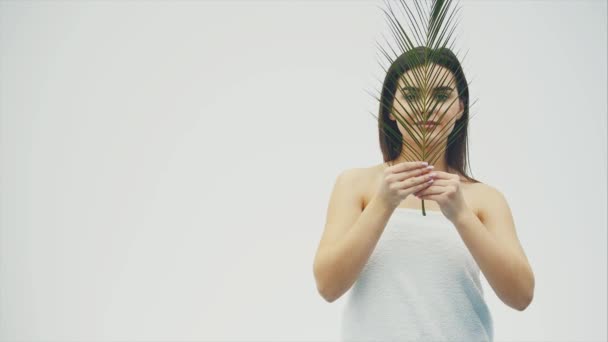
[[421, 198, 426, 216]]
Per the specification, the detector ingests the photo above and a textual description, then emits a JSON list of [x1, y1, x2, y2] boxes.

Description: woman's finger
[[414, 178, 451, 195], [418, 194, 442, 201], [387, 161, 428, 174], [414, 184, 445, 197], [425, 170, 453, 179], [419, 179, 450, 188]]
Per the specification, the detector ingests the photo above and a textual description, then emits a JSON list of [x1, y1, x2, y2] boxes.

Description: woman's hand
[[414, 169, 473, 223], [374, 161, 436, 209]]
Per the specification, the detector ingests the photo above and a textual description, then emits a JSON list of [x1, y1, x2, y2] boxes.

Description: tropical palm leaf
[[365, 0, 480, 215]]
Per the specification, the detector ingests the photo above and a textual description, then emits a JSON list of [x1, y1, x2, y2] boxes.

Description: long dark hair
[[378, 46, 481, 184]]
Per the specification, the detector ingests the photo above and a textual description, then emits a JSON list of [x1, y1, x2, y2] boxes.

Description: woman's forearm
[[453, 210, 534, 311], [315, 195, 395, 302]]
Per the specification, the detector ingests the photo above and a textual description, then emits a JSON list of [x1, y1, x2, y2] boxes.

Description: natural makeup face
[[389, 64, 464, 150]]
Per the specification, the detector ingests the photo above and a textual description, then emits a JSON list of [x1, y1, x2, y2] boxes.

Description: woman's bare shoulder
[[333, 163, 385, 200], [339, 162, 386, 177], [468, 181, 509, 221], [357, 163, 390, 202]]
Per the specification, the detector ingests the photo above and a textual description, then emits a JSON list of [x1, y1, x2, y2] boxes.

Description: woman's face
[[389, 64, 464, 146]]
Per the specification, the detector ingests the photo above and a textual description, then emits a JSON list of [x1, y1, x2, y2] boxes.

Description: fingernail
[[426, 165, 434, 169]]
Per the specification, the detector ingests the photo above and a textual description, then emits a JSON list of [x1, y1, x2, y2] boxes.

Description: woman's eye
[[404, 94, 417, 101], [435, 93, 449, 101]]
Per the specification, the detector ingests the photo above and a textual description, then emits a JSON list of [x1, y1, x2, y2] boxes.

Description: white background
[[1, 0, 606, 341]]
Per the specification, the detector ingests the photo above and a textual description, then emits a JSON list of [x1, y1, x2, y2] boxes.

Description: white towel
[[340, 207, 494, 342]]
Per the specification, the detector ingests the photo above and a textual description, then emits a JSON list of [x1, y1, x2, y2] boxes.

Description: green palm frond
[[366, 0, 480, 215]]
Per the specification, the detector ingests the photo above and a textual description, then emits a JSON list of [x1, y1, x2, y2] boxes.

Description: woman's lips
[[415, 122, 438, 127]]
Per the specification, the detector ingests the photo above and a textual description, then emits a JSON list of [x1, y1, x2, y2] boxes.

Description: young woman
[[312, 47, 535, 341]]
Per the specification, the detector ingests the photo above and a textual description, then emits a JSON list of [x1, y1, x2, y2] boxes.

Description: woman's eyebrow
[[401, 86, 454, 92], [433, 86, 453, 92]]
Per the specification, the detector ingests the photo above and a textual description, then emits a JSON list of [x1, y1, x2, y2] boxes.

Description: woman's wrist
[[452, 207, 476, 227], [368, 193, 397, 215]]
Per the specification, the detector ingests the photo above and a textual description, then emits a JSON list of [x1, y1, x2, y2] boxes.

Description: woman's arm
[[313, 169, 395, 303], [453, 184, 535, 311]]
